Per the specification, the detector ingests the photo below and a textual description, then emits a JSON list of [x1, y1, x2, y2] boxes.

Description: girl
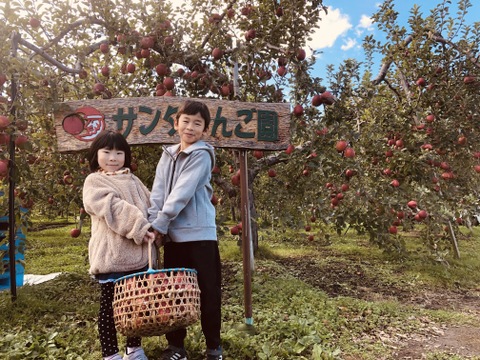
[[83, 130, 154, 360]]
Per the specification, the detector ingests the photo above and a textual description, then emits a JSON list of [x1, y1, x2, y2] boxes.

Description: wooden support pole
[[239, 150, 253, 325]]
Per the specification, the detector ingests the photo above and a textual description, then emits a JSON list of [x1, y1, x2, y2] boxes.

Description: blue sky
[[309, 0, 480, 80]]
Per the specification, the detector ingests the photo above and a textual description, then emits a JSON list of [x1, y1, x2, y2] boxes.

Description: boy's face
[[175, 112, 206, 150]]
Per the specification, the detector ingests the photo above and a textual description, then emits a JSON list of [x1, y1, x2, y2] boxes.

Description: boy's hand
[[153, 230, 164, 247]]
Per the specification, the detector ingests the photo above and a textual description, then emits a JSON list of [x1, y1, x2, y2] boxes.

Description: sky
[[309, 0, 480, 81]]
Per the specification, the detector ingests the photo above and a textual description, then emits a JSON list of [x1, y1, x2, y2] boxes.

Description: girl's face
[[97, 147, 125, 172]]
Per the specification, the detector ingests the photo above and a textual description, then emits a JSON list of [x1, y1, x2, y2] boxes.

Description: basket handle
[[148, 240, 153, 270]]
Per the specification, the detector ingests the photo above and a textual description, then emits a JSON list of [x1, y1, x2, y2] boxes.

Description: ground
[[222, 250, 480, 359]]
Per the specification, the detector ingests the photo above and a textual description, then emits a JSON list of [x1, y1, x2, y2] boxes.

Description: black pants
[[164, 241, 222, 350], [99, 282, 141, 357]]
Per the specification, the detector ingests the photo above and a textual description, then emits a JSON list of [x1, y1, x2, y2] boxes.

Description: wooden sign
[[54, 97, 291, 152]]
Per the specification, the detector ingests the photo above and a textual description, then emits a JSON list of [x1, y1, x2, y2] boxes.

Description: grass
[[0, 219, 479, 359]]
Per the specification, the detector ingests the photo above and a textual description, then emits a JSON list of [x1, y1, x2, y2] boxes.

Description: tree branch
[[17, 36, 82, 74], [371, 35, 413, 85], [429, 31, 480, 68], [39, 17, 109, 52]]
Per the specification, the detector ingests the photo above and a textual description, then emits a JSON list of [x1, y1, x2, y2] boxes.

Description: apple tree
[[0, 0, 329, 235]]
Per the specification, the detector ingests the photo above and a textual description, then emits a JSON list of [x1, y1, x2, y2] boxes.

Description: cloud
[[358, 15, 374, 30], [307, 7, 352, 50], [340, 38, 357, 51], [355, 14, 374, 35]]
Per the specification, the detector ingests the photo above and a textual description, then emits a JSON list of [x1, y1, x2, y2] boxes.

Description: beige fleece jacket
[[83, 170, 154, 275]]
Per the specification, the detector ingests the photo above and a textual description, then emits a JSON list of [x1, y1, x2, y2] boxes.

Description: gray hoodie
[[148, 140, 217, 242]]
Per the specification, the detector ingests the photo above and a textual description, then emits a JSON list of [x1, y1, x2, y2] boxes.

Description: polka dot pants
[[99, 282, 141, 357]]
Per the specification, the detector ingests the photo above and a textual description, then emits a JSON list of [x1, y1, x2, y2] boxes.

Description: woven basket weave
[[113, 243, 201, 337]]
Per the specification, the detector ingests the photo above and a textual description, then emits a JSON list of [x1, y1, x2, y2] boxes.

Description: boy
[[148, 100, 222, 360]]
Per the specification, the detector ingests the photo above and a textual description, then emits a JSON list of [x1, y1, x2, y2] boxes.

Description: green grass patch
[[0, 220, 479, 359]]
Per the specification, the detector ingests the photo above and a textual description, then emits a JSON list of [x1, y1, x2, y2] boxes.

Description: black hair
[[87, 130, 132, 172], [175, 100, 211, 130]]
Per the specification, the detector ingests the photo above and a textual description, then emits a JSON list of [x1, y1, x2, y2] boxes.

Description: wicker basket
[[113, 243, 201, 337]]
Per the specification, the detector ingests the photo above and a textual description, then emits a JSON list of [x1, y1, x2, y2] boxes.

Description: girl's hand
[[143, 230, 155, 243]]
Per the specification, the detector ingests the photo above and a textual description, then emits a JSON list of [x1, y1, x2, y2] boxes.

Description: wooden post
[[239, 150, 253, 325], [8, 32, 19, 301]]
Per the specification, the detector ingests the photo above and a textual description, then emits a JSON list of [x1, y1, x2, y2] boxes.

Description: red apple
[[296, 48, 306, 61], [210, 194, 218, 206], [101, 66, 110, 77], [277, 66, 287, 77], [0, 74, 7, 86], [407, 200, 417, 209], [15, 135, 28, 148], [29, 17, 41, 28], [219, 84, 230, 96], [268, 169, 276, 177], [293, 104, 303, 116], [345, 169, 356, 178], [388, 226, 397, 234], [344, 147, 355, 158], [0, 115, 11, 129], [464, 76, 476, 84], [163, 77, 175, 90], [245, 29, 256, 41], [231, 174, 240, 186], [140, 36, 155, 49], [230, 225, 240, 235], [335, 140, 348, 152], [425, 114, 435, 123], [474, 165, 480, 173], [418, 210, 428, 219], [285, 144, 295, 154], [164, 36, 174, 46], [126, 63, 136, 73], [212, 48, 223, 60], [311, 94, 323, 106], [99, 43, 109, 54], [390, 179, 400, 187], [250, 150, 262, 160], [70, 228, 81, 238], [416, 77, 426, 87], [140, 48, 150, 58], [241, 5, 253, 16], [93, 82, 105, 95], [0, 159, 8, 176], [320, 91, 335, 105]]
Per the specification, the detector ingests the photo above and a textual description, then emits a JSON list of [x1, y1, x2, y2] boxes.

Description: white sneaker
[[123, 348, 148, 360]]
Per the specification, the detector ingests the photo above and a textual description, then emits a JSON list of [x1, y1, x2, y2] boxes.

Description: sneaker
[[206, 346, 223, 360], [123, 348, 148, 360], [159, 345, 187, 360]]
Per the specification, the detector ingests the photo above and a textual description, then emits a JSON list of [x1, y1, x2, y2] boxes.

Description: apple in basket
[[125, 277, 134, 290]]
